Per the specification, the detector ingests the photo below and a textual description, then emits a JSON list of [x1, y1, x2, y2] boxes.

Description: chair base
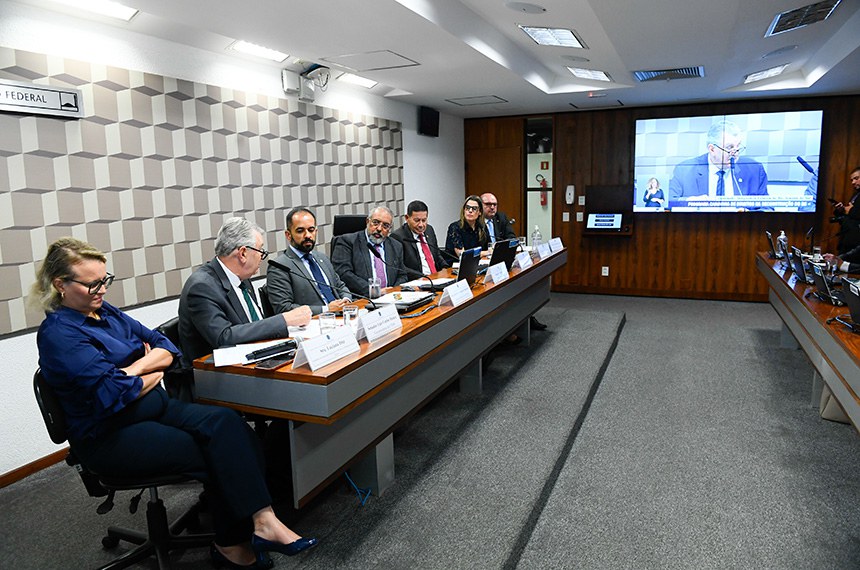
[[98, 491, 213, 570]]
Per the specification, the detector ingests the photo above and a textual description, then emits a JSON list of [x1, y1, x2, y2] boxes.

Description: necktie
[[486, 219, 496, 244], [418, 234, 437, 274], [373, 244, 388, 288], [716, 169, 725, 197], [304, 253, 336, 303], [239, 281, 260, 321]]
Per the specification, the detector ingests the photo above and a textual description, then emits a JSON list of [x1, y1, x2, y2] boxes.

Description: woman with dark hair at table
[[30, 237, 316, 569], [445, 194, 490, 257]]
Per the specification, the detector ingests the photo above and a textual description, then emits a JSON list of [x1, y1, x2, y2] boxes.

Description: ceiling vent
[[632, 66, 705, 82], [765, 0, 841, 37]]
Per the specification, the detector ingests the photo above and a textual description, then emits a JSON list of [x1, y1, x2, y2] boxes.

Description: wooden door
[[465, 146, 523, 236]]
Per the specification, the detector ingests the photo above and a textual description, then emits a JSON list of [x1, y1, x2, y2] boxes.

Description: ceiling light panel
[[744, 64, 789, 84], [567, 67, 610, 82], [228, 40, 288, 62], [49, 0, 138, 21], [519, 26, 586, 48], [338, 73, 378, 89]]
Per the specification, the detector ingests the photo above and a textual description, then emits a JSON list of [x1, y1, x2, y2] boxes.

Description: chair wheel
[[102, 535, 120, 549]]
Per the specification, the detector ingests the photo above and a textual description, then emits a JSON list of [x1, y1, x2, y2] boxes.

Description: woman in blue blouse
[[445, 195, 490, 257], [31, 238, 316, 569]]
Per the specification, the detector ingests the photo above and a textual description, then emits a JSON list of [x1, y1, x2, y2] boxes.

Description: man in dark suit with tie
[[178, 216, 311, 369], [831, 166, 860, 254], [331, 206, 409, 295], [267, 207, 352, 315], [390, 200, 450, 275], [481, 192, 517, 244], [668, 120, 768, 205]]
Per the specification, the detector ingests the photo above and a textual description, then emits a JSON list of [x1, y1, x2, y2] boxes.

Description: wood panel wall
[[465, 95, 860, 301]]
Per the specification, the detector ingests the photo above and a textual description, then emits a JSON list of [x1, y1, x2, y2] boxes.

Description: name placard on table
[[549, 237, 563, 252], [356, 303, 402, 342], [293, 326, 361, 371], [439, 279, 473, 307], [536, 243, 552, 260], [513, 251, 533, 270], [483, 262, 510, 285]]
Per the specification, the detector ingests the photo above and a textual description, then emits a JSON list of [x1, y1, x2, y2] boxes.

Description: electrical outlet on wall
[[601, 266, 609, 277]]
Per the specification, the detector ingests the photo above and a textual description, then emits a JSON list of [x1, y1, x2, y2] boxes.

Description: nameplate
[[356, 303, 402, 343], [549, 237, 563, 253], [483, 262, 510, 285], [0, 78, 84, 118], [513, 251, 533, 270], [536, 243, 552, 260], [438, 279, 473, 307], [292, 326, 360, 372]]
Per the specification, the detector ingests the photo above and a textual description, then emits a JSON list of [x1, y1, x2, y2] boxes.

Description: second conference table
[[195, 248, 567, 507]]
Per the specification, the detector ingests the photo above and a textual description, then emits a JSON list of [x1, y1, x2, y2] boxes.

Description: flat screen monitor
[[633, 110, 823, 213], [586, 213, 623, 231]]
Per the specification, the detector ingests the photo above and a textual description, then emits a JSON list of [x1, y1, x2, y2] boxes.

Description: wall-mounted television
[[633, 110, 822, 213]]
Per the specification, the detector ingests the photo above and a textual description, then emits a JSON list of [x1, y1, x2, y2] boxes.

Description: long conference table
[[756, 252, 860, 431], [194, 248, 567, 507]]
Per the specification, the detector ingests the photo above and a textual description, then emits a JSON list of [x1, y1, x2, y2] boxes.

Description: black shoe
[[210, 544, 273, 569], [251, 534, 319, 557], [530, 316, 547, 331]]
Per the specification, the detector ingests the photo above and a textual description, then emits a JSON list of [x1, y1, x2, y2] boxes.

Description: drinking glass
[[342, 304, 359, 328], [368, 277, 381, 299], [319, 312, 337, 332]]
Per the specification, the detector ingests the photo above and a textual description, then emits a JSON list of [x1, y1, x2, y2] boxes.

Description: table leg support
[[349, 433, 395, 498], [516, 318, 531, 347], [811, 370, 824, 409], [780, 323, 799, 350], [458, 357, 483, 394]]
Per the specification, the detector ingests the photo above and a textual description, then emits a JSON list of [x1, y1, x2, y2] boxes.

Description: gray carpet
[[3, 294, 859, 569]]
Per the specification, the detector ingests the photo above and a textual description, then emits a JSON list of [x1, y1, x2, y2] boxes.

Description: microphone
[[366, 242, 438, 291], [267, 258, 378, 311], [729, 156, 743, 196], [806, 225, 815, 254], [797, 156, 815, 173]]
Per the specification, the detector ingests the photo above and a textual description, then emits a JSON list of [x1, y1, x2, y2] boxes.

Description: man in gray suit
[[178, 216, 311, 368], [267, 207, 352, 315], [331, 206, 408, 295]]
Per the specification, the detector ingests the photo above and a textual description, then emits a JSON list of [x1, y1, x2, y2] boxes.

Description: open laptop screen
[[457, 247, 481, 286]]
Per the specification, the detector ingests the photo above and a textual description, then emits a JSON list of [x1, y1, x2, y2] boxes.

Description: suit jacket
[[331, 230, 408, 295], [266, 247, 350, 315], [485, 212, 517, 242], [178, 259, 288, 368], [390, 223, 449, 274], [669, 154, 768, 199]]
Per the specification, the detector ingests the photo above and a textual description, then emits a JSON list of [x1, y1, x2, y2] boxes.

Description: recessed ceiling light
[[338, 73, 378, 89], [744, 64, 788, 84], [567, 67, 611, 82], [519, 26, 586, 48], [49, 0, 138, 21], [228, 40, 288, 63]]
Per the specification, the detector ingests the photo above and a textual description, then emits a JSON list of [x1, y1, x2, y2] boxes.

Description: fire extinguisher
[[537, 174, 548, 205]]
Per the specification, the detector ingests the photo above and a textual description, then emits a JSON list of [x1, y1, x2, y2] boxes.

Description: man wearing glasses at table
[[669, 120, 768, 201], [332, 206, 409, 296], [178, 216, 312, 370]]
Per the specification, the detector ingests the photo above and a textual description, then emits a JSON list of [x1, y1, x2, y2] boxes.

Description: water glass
[[319, 312, 337, 333], [368, 277, 381, 299], [342, 304, 359, 328]]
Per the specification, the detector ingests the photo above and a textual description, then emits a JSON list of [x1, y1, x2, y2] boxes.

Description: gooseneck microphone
[[366, 242, 438, 291], [797, 156, 815, 174], [729, 156, 743, 196], [267, 258, 378, 311]]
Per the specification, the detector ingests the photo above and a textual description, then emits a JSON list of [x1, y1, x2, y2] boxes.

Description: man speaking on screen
[[669, 120, 768, 203]]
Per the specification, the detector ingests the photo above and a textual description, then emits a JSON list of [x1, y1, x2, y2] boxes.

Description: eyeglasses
[[464, 204, 480, 212], [245, 245, 269, 260], [369, 219, 392, 231], [482, 202, 497, 208], [67, 273, 115, 295], [712, 143, 745, 155]]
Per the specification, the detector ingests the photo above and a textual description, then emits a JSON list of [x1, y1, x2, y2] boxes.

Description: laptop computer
[[487, 238, 519, 271], [790, 246, 813, 285], [810, 263, 845, 306], [456, 247, 482, 286], [765, 230, 783, 259], [833, 280, 860, 333]]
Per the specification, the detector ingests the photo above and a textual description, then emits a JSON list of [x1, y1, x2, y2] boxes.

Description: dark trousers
[[73, 387, 272, 545]]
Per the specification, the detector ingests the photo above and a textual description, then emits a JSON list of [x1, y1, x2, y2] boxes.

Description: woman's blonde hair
[[28, 238, 106, 313]]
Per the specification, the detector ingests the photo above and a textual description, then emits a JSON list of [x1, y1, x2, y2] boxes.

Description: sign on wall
[[0, 78, 83, 118]]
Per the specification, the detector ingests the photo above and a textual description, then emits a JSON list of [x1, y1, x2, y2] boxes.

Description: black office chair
[[331, 214, 367, 251], [258, 284, 275, 318], [33, 370, 213, 570], [155, 317, 194, 402]]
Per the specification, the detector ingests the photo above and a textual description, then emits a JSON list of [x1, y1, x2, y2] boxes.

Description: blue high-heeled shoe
[[210, 544, 274, 569], [251, 534, 318, 556]]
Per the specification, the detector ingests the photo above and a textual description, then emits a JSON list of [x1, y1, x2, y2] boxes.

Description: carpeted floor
[[2, 293, 859, 570]]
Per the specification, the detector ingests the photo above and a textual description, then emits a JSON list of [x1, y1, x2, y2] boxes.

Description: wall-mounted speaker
[[418, 106, 440, 137]]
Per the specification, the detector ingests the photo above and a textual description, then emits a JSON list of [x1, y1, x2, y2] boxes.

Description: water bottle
[[777, 230, 788, 258], [531, 225, 543, 248]]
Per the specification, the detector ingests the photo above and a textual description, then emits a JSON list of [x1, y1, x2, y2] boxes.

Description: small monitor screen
[[586, 213, 622, 230]]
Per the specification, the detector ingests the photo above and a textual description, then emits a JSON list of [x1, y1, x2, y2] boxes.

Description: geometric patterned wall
[[0, 47, 403, 335]]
